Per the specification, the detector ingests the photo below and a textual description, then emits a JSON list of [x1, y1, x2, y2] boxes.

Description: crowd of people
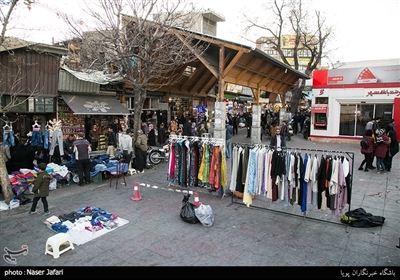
[[358, 118, 398, 173]]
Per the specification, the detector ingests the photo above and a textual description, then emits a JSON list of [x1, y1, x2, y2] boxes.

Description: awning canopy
[[61, 94, 130, 115]]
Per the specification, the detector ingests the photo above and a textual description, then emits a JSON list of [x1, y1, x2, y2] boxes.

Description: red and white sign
[[311, 104, 328, 113]]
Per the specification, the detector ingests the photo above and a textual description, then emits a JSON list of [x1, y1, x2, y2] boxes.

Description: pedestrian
[[225, 121, 233, 158], [383, 124, 398, 172], [198, 122, 207, 137], [292, 112, 300, 135], [365, 118, 374, 134], [73, 132, 92, 186], [191, 122, 197, 138], [106, 126, 117, 157], [89, 124, 99, 151], [374, 129, 390, 174], [62, 133, 75, 163], [141, 121, 148, 136], [358, 130, 374, 172], [119, 129, 133, 166], [183, 119, 192, 136], [246, 112, 252, 138], [372, 117, 381, 132], [29, 162, 52, 215], [111, 118, 120, 135], [232, 113, 238, 136], [157, 123, 168, 145], [168, 119, 177, 136], [386, 118, 396, 133], [177, 124, 183, 136], [134, 129, 148, 173], [270, 126, 284, 151], [147, 123, 157, 146], [281, 120, 289, 147]]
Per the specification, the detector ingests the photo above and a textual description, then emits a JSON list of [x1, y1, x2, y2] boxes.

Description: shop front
[[59, 94, 130, 150], [311, 62, 400, 143]]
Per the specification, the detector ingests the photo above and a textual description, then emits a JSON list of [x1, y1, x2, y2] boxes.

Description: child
[[29, 162, 52, 215], [374, 129, 391, 174]]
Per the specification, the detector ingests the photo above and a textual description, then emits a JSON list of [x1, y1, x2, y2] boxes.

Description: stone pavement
[[0, 127, 399, 275]]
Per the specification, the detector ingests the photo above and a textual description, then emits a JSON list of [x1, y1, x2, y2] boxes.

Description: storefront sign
[[366, 89, 400, 96], [311, 104, 328, 113]]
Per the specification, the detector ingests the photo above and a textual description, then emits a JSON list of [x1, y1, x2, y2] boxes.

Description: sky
[[4, 0, 400, 63]]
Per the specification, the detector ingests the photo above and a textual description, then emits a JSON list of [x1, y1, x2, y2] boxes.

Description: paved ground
[[0, 127, 399, 276]]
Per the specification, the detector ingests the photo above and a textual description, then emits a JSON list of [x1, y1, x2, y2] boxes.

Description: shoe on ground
[[358, 167, 363, 171], [28, 210, 37, 214], [364, 169, 369, 172], [43, 211, 50, 216], [138, 170, 144, 174], [370, 166, 376, 169]]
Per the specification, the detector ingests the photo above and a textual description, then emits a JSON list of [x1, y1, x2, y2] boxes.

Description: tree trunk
[[290, 86, 303, 114], [132, 88, 146, 140], [0, 152, 12, 204]]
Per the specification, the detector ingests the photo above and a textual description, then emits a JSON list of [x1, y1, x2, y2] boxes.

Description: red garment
[[360, 135, 374, 154], [374, 135, 390, 158]]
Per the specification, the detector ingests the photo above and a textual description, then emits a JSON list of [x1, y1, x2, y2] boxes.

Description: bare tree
[[243, 0, 334, 114], [57, 0, 208, 137], [0, 0, 49, 204], [0, 0, 36, 44]]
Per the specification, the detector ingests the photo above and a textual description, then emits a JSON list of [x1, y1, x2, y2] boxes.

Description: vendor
[[63, 133, 76, 163]]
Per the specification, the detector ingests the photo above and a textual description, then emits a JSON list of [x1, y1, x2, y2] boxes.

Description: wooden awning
[[149, 29, 310, 102]]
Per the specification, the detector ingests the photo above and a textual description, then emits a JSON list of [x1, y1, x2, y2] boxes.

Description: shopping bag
[[194, 204, 214, 227]]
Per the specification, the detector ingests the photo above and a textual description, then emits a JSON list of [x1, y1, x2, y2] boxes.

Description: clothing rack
[[228, 143, 354, 230], [167, 134, 226, 189]]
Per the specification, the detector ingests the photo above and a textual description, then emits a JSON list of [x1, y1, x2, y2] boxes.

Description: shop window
[[315, 97, 328, 104], [340, 103, 393, 136], [27, 97, 55, 113]]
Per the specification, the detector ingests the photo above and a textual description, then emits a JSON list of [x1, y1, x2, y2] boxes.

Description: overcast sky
[[5, 0, 400, 63]]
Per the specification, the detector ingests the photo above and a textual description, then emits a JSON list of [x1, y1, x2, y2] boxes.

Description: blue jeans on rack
[[2, 131, 15, 147], [31, 131, 42, 146], [43, 130, 50, 149]]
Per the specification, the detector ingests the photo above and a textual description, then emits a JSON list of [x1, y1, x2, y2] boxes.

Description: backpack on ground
[[360, 137, 369, 149]]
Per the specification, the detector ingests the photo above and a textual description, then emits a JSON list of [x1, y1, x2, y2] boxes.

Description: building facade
[[310, 59, 400, 143]]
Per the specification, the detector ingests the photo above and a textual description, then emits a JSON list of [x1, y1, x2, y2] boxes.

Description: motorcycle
[[147, 140, 170, 165], [302, 115, 311, 139]]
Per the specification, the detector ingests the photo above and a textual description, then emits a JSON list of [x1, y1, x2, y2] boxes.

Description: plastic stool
[[45, 233, 74, 258]]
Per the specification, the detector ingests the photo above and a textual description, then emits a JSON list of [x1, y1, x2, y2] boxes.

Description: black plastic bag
[[180, 194, 200, 224]]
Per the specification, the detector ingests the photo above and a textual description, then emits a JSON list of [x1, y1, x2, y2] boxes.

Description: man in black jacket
[[106, 126, 117, 157], [63, 133, 75, 163], [73, 132, 92, 186]]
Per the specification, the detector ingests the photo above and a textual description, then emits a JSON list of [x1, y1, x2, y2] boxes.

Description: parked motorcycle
[[147, 140, 170, 165], [302, 115, 311, 139]]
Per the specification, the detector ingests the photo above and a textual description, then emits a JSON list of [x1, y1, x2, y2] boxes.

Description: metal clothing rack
[[169, 134, 225, 146], [228, 143, 354, 230], [167, 134, 225, 188]]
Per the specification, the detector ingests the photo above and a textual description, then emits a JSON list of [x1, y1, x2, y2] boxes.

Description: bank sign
[[313, 64, 400, 87]]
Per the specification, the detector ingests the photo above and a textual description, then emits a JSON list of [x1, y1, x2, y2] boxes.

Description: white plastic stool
[[45, 233, 74, 258]]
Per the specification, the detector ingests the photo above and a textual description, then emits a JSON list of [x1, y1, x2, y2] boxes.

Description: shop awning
[[61, 94, 130, 115], [311, 104, 328, 113]]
